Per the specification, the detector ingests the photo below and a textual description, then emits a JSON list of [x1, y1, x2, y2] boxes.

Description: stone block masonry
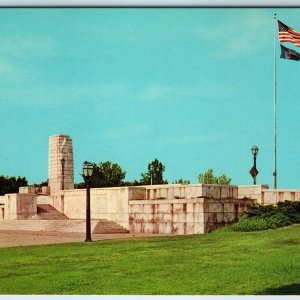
[[49, 184, 255, 235], [48, 134, 74, 193], [2, 193, 37, 220], [51, 187, 130, 230], [128, 191, 254, 235], [238, 185, 300, 205]]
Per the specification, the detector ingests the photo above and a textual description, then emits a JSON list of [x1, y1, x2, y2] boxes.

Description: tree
[[218, 174, 232, 185], [172, 179, 190, 184], [32, 179, 48, 187], [0, 175, 28, 195], [90, 161, 126, 188], [74, 182, 86, 189], [140, 159, 168, 185], [121, 180, 141, 187], [198, 168, 231, 185]]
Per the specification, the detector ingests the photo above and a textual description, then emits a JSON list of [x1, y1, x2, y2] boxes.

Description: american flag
[[278, 20, 300, 47]]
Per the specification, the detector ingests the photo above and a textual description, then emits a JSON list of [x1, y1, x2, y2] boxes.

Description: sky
[[0, 8, 300, 188]]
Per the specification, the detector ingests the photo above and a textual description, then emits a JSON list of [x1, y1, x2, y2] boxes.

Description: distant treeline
[[0, 175, 28, 196]]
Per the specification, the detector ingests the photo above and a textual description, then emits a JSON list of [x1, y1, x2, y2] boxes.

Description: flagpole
[[273, 13, 277, 189]]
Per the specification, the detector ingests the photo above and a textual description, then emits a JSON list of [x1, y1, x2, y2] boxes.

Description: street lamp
[[250, 145, 259, 185], [82, 161, 94, 242], [60, 157, 65, 190]]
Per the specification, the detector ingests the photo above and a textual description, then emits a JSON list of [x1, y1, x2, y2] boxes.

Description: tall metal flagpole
[[273, 13, 277, 189]]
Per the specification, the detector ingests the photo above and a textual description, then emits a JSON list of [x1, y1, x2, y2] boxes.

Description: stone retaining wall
[[2, 193, 37, 220], [238, 185, 300, 205], [129, 184, 238, 201], [262, 189, 300, 205], [51, 187, 130, 230], [7, 182, 300, 234], [129, 197, 255, 235]]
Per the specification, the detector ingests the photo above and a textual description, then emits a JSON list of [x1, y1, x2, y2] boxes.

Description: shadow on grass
[[257, 283, 300, 295]]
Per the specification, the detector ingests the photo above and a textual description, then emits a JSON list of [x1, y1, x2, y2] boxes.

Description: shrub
[[232, 201, 300, 232], [232, 214, 292, 232], [232, 216, 269, 232], [277, 201, 300, 223]]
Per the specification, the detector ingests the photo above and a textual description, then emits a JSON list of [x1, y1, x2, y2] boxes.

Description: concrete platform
[[0, 230, 166, 248]]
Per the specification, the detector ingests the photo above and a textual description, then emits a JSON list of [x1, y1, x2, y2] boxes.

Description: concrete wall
[[238, 185, 269, 204], [129, 197, 255, 235], [49, 184, 246, 234], [1, 193, 37, 220], [19, 186, 37, 194], [203, 198, 254, 233], [7, 181, 300, 235], [262, 189, 300, 205], [238, 185, 300, 205], [128, 184, 253, 235], [51, 187, 130, 230], [129, 199, 205, 234], [129, 184, 238, 201], [19, 186, 50, 195], [37, 195, 51, 205], [0, 196, 4, 221]]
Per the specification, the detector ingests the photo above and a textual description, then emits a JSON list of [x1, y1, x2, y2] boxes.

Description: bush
[[232, 201, 300, 232], [277, 201, 300, 223]]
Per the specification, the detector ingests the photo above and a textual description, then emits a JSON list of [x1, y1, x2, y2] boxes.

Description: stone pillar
[[48, 134, 74, 194]]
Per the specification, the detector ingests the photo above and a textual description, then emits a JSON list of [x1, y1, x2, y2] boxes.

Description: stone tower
[[48, 134, 74, 193]]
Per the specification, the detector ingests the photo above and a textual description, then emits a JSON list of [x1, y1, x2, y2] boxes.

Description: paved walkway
[[0, 230, 165, 248]]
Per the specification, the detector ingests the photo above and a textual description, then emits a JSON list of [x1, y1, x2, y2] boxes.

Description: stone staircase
[[34, 204, 69, 220], [0, 204, 129, 234], [93, 219, 130, 234]]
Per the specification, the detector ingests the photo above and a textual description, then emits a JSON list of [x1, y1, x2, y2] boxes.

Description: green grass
[[0, 225, 300, 295]]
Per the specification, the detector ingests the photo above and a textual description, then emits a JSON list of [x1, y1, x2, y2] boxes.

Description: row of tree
[[75, 159, 231, 188], [0, 176, 28, 196], [75, 159, 168, 188], [0, 160, 231, 195]]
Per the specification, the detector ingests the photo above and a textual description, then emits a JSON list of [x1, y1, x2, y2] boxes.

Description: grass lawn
[[0, 224, 299, 295]]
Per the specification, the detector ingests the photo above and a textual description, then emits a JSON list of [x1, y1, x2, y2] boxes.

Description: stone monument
[[48, 134, 74, 193]]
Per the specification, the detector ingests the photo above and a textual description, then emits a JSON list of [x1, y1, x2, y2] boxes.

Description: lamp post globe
[[251, 145, 259, 157], [82, 161, 94, 242], [83, 161, 94, 179]]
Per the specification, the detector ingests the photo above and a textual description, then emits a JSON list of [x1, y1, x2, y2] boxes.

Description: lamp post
[[250, 146, 259, 185], [60, 157, 65, 190], [82, 161, 94, 242]]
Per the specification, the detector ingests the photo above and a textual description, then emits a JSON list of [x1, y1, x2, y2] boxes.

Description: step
[[0, 219, 129, 234], [93, 219, 129, 234], [35, 204, 69, 220]]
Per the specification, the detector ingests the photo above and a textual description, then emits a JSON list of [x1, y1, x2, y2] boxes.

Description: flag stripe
[[278, 20, 300, 48]]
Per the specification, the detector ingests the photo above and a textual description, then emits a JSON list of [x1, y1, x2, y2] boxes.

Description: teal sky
[[0, 8, 300, 188]]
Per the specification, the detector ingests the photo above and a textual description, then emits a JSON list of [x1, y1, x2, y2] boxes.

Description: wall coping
[[60, 186, 130, 193], [138, 184, 238, 189], [238, 185, 269, 188], [129, 197, 255, 205], [55, 184, 239, 194], [263, 189, 300, 192]]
